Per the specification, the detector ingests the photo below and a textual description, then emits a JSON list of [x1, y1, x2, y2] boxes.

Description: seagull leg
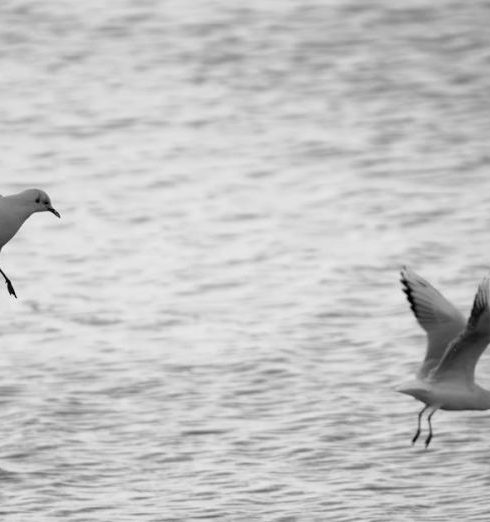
[[0, 268, 17, 298], [412, 405, 429, 445], [425, 408, 438, 448]]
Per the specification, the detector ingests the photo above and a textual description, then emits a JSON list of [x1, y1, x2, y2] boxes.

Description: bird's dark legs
[[412, 405, 429, 445], [0, 268, 16, 298], [425, 408, 437, 448]]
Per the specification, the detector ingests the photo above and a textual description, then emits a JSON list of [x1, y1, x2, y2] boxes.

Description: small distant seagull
[[398, 267, 490, 448], [0, 189, 60, 298]]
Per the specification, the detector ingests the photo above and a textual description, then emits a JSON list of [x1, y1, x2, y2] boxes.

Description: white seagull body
[[398, 267, 490, 447], [0, 189, 60, 298]]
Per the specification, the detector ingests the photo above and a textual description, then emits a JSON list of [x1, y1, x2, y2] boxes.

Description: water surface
[[1, 0, 490, 520]]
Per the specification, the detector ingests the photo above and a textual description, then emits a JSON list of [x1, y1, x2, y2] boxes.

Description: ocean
[[1, 0, 490, 520]]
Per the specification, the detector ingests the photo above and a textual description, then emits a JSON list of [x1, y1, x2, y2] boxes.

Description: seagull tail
[[396, 379, 431, 404]]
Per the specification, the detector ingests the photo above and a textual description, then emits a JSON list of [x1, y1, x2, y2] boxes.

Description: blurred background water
[[1, 0, 490, 520]]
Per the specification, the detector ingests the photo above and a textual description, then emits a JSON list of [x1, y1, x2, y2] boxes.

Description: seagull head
[[17, 189, 60, 218]]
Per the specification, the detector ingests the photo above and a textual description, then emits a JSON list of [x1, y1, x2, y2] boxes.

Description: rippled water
[[1, 0, 490, 520]]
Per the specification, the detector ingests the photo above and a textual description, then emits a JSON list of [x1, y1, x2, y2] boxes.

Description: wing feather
[[400, 267, 466, 377], [431, 278, 490, 384]]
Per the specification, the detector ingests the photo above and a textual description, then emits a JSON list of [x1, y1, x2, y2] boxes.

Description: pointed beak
[[48, 207, 61, 218]]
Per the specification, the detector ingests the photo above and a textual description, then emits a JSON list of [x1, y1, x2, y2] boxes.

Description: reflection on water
[[1, 0, 490, 519]]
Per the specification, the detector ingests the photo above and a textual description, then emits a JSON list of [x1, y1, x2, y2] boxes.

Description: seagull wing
[[401, 267, 466, 377], [431, 278, 490, 384]]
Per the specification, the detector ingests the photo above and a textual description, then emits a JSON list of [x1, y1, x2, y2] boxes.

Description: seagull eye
[[35, 196, 40, 203]]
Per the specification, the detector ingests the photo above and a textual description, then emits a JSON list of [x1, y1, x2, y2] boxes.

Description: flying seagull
[[0, 188, 60, 298], [398, 267, 490, 447]]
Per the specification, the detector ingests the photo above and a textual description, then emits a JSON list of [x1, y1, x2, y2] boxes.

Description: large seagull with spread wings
[[398, 267, 490, 448]]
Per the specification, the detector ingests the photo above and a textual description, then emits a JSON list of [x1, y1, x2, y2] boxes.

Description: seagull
[[398, 267, 490, 448], [0, 188, 60, 298]]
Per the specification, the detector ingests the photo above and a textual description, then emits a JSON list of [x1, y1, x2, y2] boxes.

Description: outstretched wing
[[401, 266, 466, 377], [431, 278, 490, 384]]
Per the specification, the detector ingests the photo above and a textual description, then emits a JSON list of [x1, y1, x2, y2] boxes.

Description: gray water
[[1, 0, 490, 520]]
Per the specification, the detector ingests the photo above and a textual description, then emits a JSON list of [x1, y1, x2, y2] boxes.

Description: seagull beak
[[48, 207, 61, 218]]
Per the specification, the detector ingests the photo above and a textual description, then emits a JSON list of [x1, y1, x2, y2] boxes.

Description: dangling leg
[[425, 408, 438, 448], [0, 268, 16, 298], [412, 405, 429, 445]]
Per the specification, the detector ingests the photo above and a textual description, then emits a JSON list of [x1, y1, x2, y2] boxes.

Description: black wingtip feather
[[468, 279, 489, 328], [400, 271, 419, 318]]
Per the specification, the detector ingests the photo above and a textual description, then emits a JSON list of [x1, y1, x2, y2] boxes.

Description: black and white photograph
[[1, 0, 490, 520]]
